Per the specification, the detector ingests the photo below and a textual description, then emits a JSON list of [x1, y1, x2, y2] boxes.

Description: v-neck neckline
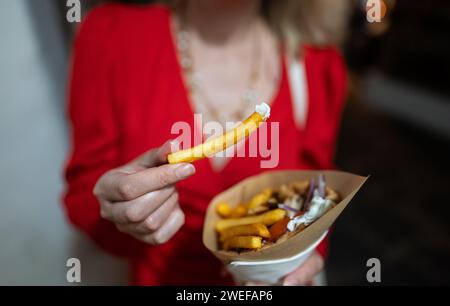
[[167, 9, 287, 174]]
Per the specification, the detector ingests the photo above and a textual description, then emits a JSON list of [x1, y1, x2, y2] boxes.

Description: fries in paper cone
[[214, 175, 341, 252], [203, 170, 368, 263], [167, 103, 270, 164]]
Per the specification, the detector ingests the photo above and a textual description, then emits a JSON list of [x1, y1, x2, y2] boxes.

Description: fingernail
[[175, 164, 195, 179]]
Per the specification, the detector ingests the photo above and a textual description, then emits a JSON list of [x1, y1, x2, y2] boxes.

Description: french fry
[[247, 188, 272, 209], [230, 204, 247, 218], [216, 202, 232, 218], [247, 204, 270, 216], [222, 236, 262, 251], [167, 103, 270, 164], [216, 208, 286, 232], [220, 223, 270, 242]]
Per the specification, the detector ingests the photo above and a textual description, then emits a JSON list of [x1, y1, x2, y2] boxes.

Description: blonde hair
[[265, 0, 351, 55], [160, 0, 351, 56]]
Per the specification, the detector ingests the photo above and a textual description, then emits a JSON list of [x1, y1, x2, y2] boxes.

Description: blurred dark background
[[330, 0, 450, 285], [0, 0, 449, 285]]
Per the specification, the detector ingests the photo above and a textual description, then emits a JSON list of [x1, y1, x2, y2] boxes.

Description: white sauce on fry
[[255, 102, 271, 120]]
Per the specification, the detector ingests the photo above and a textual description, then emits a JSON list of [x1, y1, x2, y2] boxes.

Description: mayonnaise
[[255, 102, 271, 120], [287, 190, 334, 232]]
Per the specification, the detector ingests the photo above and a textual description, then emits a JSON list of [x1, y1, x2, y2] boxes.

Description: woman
[[64, 0, 349, 285]]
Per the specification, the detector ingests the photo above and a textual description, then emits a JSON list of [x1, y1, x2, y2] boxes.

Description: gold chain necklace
[[175, 9, 262, 125]]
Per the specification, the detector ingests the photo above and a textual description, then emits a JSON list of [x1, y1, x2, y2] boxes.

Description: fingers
[[283, 252, 324, 286], [94, 140, 189, 246], [97, 162, 195, 202], [104, 186, 176, 224], [127, 163, 195, 197], [141, 208, 185, 245], [116, 192, 179, 234], [141, 192, 179, 232]]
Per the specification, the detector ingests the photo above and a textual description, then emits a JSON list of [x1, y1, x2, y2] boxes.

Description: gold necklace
[[175, 9, 261, 125]]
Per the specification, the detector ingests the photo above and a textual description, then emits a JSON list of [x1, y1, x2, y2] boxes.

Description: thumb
[[133, 139, 180, 169]]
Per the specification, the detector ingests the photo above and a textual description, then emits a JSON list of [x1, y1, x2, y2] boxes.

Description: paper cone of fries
[[202, 170, 368, 283]]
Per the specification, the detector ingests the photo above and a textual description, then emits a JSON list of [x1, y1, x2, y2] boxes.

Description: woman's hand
[[246, 252, 324, 286], [93, 141, 195, 245], [282, 252, 324, 286]]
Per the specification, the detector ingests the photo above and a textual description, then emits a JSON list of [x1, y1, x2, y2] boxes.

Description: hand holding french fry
[[94, 103, 271, 246], [93, 141, 195, 245]]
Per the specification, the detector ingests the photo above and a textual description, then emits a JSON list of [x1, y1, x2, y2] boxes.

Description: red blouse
[[63, 3, 347, 285]]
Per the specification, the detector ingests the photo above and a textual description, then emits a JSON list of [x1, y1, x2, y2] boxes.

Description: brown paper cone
[[202, 170, 368, 263]]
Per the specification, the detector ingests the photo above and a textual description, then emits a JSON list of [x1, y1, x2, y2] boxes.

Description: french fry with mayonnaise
[[167, 103, 271, 164]]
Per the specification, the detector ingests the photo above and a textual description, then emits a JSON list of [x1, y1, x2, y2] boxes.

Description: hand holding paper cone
[[167, 103, 270, 164]]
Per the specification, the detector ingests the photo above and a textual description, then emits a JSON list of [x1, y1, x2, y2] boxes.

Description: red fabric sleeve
[[62, 5, 145, 258], [302, 47, 348, 260]]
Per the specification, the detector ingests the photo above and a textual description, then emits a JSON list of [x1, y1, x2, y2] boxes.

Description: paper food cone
[[202, 170, 368, 264]]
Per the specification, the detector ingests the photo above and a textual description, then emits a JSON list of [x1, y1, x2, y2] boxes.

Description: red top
[[63, 4, 347, 285]]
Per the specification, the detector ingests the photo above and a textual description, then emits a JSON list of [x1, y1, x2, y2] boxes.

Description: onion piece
[[278, 204, 299, 214], [304, 178, 315, 210], [318, 174, 326, 198]]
